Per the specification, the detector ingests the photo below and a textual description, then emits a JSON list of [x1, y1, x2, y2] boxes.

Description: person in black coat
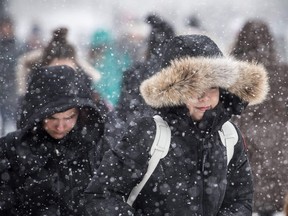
[[0, 65, 109, 215], [84, 35, 269, 215], [115, 13, 175, 129]]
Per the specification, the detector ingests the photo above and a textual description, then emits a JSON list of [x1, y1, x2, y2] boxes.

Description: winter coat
[[89, 29, 131, 106], [230, 19, 288, 214], [84, 35, 269, 216], [0, 66, 109, 215]]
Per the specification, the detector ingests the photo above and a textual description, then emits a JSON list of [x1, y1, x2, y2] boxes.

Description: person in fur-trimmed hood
[[84, 34, 269, 216]]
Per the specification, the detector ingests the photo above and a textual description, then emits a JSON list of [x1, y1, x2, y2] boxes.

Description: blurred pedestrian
[[181, 14, 206, 35], [115, 13, 175, 129], [0, 15, 22, 136], [115, 15, 150, 64], [230, 19, 288, 216], [17, 27, 101, 98], [85, 34, 269, 215], [0, 65, 109, 215], [23, 23, 44, 52], [88, 28, 131, 107]]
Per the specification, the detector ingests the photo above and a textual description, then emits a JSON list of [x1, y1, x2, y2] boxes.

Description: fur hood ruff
[[140, 56, 269, 108]]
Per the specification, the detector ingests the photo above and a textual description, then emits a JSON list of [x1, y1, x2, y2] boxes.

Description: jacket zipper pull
[[202, 151, 207, 172]]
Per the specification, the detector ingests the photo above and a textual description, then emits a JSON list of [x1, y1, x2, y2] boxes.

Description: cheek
[[186, 103, 195, 113], [211, 93, 220, 108], [68, 119, 77, 129]]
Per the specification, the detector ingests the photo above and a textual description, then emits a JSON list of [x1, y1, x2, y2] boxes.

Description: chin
[[51, 134, 66, 139]]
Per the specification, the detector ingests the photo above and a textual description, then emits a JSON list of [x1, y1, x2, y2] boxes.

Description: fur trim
[[140, 56, 269, 108], [77, 58, 101, 82], [16, 49, 43, 96]]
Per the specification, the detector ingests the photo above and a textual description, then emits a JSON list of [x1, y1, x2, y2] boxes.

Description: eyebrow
[[47, 112, 78, 120]]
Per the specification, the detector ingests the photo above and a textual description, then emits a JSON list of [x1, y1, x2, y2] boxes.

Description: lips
[[196, 106, 211, 112], [52, 132, 66, 138]]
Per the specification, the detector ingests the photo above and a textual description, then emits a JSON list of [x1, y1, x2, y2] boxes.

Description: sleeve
[[0, 134, 17, 212], [84, 117, 156, 216], [217, 128, 254, 216]]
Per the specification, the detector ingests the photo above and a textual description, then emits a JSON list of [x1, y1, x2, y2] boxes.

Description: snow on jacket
[[85, 35, 269, 216], [0, 65, 108, 215]]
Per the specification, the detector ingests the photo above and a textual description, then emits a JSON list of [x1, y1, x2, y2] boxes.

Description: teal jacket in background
[[90, 29, 131, 107]]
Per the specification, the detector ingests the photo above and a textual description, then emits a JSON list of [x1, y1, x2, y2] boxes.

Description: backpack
[[127, 115, 238, 206]]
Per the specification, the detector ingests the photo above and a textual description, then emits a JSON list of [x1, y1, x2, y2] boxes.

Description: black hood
[[19, 65, 104, 130]]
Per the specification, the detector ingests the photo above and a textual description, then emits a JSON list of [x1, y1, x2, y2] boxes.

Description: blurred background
[[1, 0, 288, 60]]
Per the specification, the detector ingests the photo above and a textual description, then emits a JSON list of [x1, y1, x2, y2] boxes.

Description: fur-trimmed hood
[[16, 49, 101, 96], [140, 56, 269, 108]]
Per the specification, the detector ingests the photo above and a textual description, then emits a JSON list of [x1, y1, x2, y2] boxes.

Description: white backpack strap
[[218, 121, 238, 165], [127, 115, 171, 206]]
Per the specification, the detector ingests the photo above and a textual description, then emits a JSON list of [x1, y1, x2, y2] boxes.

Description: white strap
[[127, 115, 171, 206], [218, 121, 238, 165], [149, 115, 171, 158]]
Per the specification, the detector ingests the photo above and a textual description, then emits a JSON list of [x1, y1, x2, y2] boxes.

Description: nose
[[198, 92, 209, 101], [55, 120, 66, 132]]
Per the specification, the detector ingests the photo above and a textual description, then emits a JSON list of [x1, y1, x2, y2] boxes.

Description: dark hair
[[41, 27, 76, 66]]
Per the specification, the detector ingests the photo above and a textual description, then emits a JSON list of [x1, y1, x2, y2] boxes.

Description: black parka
[[85, 35, 269, 216], [86, 104, 253, 216], [0, 65, 108, 215]]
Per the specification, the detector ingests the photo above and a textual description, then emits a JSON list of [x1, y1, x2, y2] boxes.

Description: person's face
[[186, 87, 220, 121], [43, 108, 79, 139], [0, 22, 14, 38]]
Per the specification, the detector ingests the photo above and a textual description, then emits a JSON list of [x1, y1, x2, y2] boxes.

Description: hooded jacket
[[0, 65, 108, 215], [85, 35, 269, 216]]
